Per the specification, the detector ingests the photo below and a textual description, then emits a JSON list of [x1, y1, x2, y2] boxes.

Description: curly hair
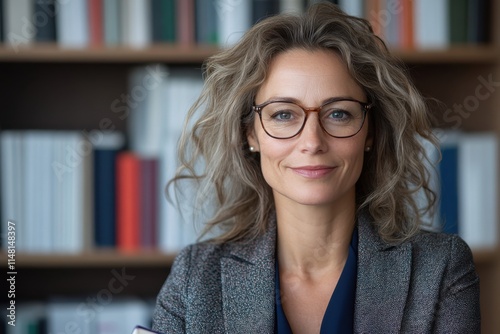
[[170, 1, 438, 244]]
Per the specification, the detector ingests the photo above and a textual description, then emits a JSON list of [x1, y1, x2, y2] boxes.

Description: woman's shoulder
[[410, 230, 475, 264]]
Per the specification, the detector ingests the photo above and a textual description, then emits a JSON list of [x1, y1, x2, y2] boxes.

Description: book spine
[[116, 152, 141, 252], [34, 0, 57, 42]]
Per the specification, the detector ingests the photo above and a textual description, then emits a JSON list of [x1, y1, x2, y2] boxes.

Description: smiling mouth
[[291, 166, 336, 178]]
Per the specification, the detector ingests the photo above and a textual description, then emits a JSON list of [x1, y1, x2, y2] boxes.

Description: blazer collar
[[355, 211, 413, 333], [220, 217, 277, 333]]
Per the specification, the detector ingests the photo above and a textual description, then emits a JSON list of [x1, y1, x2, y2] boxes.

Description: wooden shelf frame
[[0, 44, 498, 64], [0, 250, 177, 268], [0, 248, 496, 268]]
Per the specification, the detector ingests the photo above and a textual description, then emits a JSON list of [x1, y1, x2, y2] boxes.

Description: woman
[[152, 2, 480, 333]]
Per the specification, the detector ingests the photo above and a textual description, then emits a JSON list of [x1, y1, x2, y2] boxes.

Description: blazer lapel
[[354, 214, 412, 333], [220, 221, 277, 333]]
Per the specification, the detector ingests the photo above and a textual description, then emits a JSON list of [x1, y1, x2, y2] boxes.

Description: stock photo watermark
[[6, 220, 17, 327], [442, 74, 500, 129]]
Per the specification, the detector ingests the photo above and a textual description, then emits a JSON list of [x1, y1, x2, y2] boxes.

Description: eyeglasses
[[252, 98, 372, 139]]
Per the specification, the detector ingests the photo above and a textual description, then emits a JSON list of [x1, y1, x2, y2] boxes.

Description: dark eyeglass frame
[[252, 97, 372, 139]]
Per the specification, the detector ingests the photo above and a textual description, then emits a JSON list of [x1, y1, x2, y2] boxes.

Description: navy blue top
[[275, 227, 358, 334]]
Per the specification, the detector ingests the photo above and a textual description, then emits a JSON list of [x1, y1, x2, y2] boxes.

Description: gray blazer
[[152, 213, 480, 333]]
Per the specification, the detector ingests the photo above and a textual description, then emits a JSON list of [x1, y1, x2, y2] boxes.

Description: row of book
[[0, 66, 205, 254], [0, 0, 490, 50], [0, 0, 291, 49], [0, 129, 200, 253], [3, 299, 154, 334], [418, 130, 498, 250], [359, 0, 489, 49]]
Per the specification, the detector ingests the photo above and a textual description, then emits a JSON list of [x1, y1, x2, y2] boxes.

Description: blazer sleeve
[[152, 245, 192, 334], [433, 235, 481, 333]]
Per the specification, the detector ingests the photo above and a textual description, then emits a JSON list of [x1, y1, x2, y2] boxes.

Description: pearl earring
[[250, 146, 255, 152], [365, 146, 371, 152]]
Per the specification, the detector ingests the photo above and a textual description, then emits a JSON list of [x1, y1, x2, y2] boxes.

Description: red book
[[116, 152, 141, 252], [400, 0, 415, 49], [88, 0, 103, 47]]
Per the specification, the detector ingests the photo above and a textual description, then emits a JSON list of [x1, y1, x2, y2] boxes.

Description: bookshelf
[[1, 3, 500, 334], [1, 44, 499, 333]]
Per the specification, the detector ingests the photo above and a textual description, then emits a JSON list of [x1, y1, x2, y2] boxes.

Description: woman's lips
[[291, 165, 336, 178]]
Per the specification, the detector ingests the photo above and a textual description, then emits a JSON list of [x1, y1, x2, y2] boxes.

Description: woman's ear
[[364, 135, 373, 152], [247, 127, 260, 152]]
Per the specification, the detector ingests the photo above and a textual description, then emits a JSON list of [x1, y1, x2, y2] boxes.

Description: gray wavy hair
[[170, 2, 437, 244]]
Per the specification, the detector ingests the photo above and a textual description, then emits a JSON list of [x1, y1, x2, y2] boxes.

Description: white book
[[128, 64, 169, 157], [279, 0, 303, 13], [96, 299, 153, 334], [67, 133, 88, 253], [121, 0, 152, 48], [56, 0, 89, 48], [51, 132, 66, 252], [51, 132, 88, 253], [414, 0, 449, 49], [159, 69, 204, 252], [22, 132, 54, 252], [338, 0, 363, 18], [458, 133, 498, 250], [1, 131, 16, 249], [47, 301, 95, 334], [216, 0, 252, 46], [3, 0, 34, 49]]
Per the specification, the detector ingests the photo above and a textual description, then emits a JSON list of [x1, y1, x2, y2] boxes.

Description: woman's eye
[[327, 110, 351, 120], [272, 111, 293, 120]]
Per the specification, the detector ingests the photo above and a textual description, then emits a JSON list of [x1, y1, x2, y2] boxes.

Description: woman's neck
[[275, 201, 356, 278]]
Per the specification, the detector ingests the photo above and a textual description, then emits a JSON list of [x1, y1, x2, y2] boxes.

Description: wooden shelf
[[0, 248, 496, 268], [0, 44, 219, 63], [0, 250, 177, 268], [0, 44, 498, 64], [391, 45, 499, 64]]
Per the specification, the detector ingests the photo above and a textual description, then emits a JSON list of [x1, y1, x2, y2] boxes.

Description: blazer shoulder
[[410, 230, 475, 265]]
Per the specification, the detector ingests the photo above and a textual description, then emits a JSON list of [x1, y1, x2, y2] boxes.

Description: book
[[93, 132, 125, 248], [437, 131, 460, 235], [34, 0, 57, 42], [457, 133, 498, 249], [103, 0, 121, 46], [140, 158, 159, 249], [279, 0, 303, 13], [56, 0, 89, 48], [216, 0, 252, 46], [196, 0, 218, 44], [338, 0, 363, 18], [176, 0, 195, 45], [116, 152, 141, 252], [252, 0, 280, 24], [88, 0, 104, 47], [399, 0, 415, 49], [414, 0, 449, 49], [449, 0, 468, 45], [3, 0, 34, 48], [121, 0, 152, 48]]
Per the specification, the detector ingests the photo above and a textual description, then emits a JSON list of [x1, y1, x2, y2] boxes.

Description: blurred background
[[0, 0, 499, 333]]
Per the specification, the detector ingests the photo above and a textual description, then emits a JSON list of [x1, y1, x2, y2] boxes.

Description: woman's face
[[247, 48, 372, 209]]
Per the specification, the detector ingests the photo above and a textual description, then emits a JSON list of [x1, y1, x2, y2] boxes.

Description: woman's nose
[[297, 113, 329, 153]]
